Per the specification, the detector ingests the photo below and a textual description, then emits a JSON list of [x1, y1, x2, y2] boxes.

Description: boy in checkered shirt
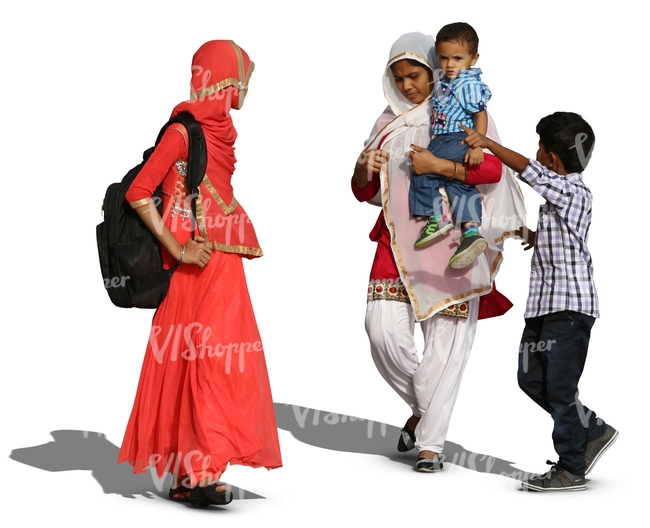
[[460, 112, 618, 492]]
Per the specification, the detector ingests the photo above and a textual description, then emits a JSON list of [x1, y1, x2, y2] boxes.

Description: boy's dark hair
[[435, 22, 479, 55], [536, 112, 595, 173]]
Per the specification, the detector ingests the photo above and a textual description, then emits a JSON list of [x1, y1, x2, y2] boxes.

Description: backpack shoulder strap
[[168, 112, 207, 193], [156, 112, 207, 241]]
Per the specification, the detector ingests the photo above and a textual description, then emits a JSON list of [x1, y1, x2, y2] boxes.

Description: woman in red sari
[[118, 40, 282, 506]]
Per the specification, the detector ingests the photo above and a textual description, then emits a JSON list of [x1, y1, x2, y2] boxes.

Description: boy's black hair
[[536, 112, 595, 173], [435, 22, 479, 55]]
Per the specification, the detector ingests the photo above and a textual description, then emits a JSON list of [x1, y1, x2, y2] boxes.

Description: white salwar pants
[[365, 299, 478, 453]]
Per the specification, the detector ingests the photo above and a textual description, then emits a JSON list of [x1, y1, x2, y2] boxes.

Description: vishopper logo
[[147, 450, 212, 492], [188, 65, 239, 112], [103, 275, 130, 289], [143, 196, 252, 240], [291, 405, 387, 438], [572, 390, 604, 429], [519, 339, 557, 373], [570, 132, 595, 171], [149, 322, 262, 372]]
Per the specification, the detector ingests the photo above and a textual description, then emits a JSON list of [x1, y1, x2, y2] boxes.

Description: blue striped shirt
[[518, 160, 599, 318], [431, 68, 491, 135]]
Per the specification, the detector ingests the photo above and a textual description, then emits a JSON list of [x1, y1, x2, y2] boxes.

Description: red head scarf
[[170, 40, 254, 184]]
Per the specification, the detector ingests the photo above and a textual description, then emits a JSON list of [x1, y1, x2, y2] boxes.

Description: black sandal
[[397, 420, 416, 452], [169, 483, 193, 502], [415, 457, 443, 473], [189, 482, 233, 507]]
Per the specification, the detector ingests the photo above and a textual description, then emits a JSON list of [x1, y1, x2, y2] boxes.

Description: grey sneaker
[[414, 216, 453, 248], [585, 425, 619, 475], [448, 234, 488, 269], [521, 461, 586, 492], [415, 457, 443, 473]]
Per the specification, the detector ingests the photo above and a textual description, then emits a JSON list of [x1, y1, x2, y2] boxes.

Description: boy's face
[[390, 60, 434, 104], [436, 41, 479, 80]]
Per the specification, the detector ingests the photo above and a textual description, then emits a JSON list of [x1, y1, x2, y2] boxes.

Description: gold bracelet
[[448, 162, 458, 181], [179, 245, 185, 263]]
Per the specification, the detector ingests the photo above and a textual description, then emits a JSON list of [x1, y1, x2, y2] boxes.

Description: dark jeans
[[517, 310, 607, 476], [409, 131, 482, 223]]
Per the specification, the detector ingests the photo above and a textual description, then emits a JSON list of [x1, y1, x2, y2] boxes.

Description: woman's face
[[390, 60, 433, 105]]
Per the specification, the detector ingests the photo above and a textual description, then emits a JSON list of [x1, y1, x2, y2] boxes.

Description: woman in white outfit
[[351, 32, 526, 471]]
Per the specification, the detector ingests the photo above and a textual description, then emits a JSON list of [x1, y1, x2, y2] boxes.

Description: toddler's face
[[390, 60, 433, 105], [436, 41, 479, 80]]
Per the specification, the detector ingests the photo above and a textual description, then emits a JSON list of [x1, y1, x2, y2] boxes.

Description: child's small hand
[[459, 124, 491, 150], [515, 226, 536, 250], [465, 147, 484, 166]]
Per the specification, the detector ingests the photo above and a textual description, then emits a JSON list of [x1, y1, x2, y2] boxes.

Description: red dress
[[117, 124, 282, 485]]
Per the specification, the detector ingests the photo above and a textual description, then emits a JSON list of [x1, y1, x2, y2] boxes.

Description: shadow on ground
[[275, 403, 533, 480], [9, 430, 263, 501]]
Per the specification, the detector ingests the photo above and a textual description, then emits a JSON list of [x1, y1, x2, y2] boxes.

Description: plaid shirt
[[518, 160, 599, 318]]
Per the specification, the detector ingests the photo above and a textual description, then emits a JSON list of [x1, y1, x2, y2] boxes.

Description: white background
[[1, 1, 646, 526]]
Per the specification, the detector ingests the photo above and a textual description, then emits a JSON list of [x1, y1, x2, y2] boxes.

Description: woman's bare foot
[[418, 450, 439, 461]]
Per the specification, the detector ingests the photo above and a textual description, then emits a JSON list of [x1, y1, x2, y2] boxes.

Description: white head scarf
[[362, 32, 526, 321], [382, 32, 438, 115]]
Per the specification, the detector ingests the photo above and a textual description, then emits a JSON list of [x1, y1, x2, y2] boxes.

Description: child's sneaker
[[585, 425, 619, 475], [521, 461, 586, 492], [414, 216, 453, 248], [448, 234, 488, 269]]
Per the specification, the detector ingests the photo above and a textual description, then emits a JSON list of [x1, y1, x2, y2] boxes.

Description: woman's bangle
[[179, 245, 185, 263], [448, 161, 458, 181]]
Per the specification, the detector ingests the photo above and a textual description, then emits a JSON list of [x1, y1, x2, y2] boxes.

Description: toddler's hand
[[465, 147, 484, 166]]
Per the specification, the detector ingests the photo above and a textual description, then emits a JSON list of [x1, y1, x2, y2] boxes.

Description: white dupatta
[[362, 33, 526, 321]]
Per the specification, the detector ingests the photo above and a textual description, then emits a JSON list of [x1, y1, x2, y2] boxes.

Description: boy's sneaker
[[414, 216, 453, 248], [521, 461, 586, 492], [585, 425, 619, 475], [448, 234, 488, 269]]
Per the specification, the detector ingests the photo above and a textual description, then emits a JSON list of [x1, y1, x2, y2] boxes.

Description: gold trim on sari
[[202, 175, 238, 215]]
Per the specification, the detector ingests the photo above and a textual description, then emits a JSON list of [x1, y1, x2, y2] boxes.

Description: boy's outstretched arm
[[459, 124, 529, 173]]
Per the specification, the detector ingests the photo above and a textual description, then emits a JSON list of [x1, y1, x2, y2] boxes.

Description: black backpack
[[96, 112, 207, 308]]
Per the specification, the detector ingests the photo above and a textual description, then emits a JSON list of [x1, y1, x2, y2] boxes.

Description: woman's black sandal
[[169, 483, 192, 502], [189, 482, 233, 507], [415, 457, 443, 473], [397, 421, 416, 452]]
